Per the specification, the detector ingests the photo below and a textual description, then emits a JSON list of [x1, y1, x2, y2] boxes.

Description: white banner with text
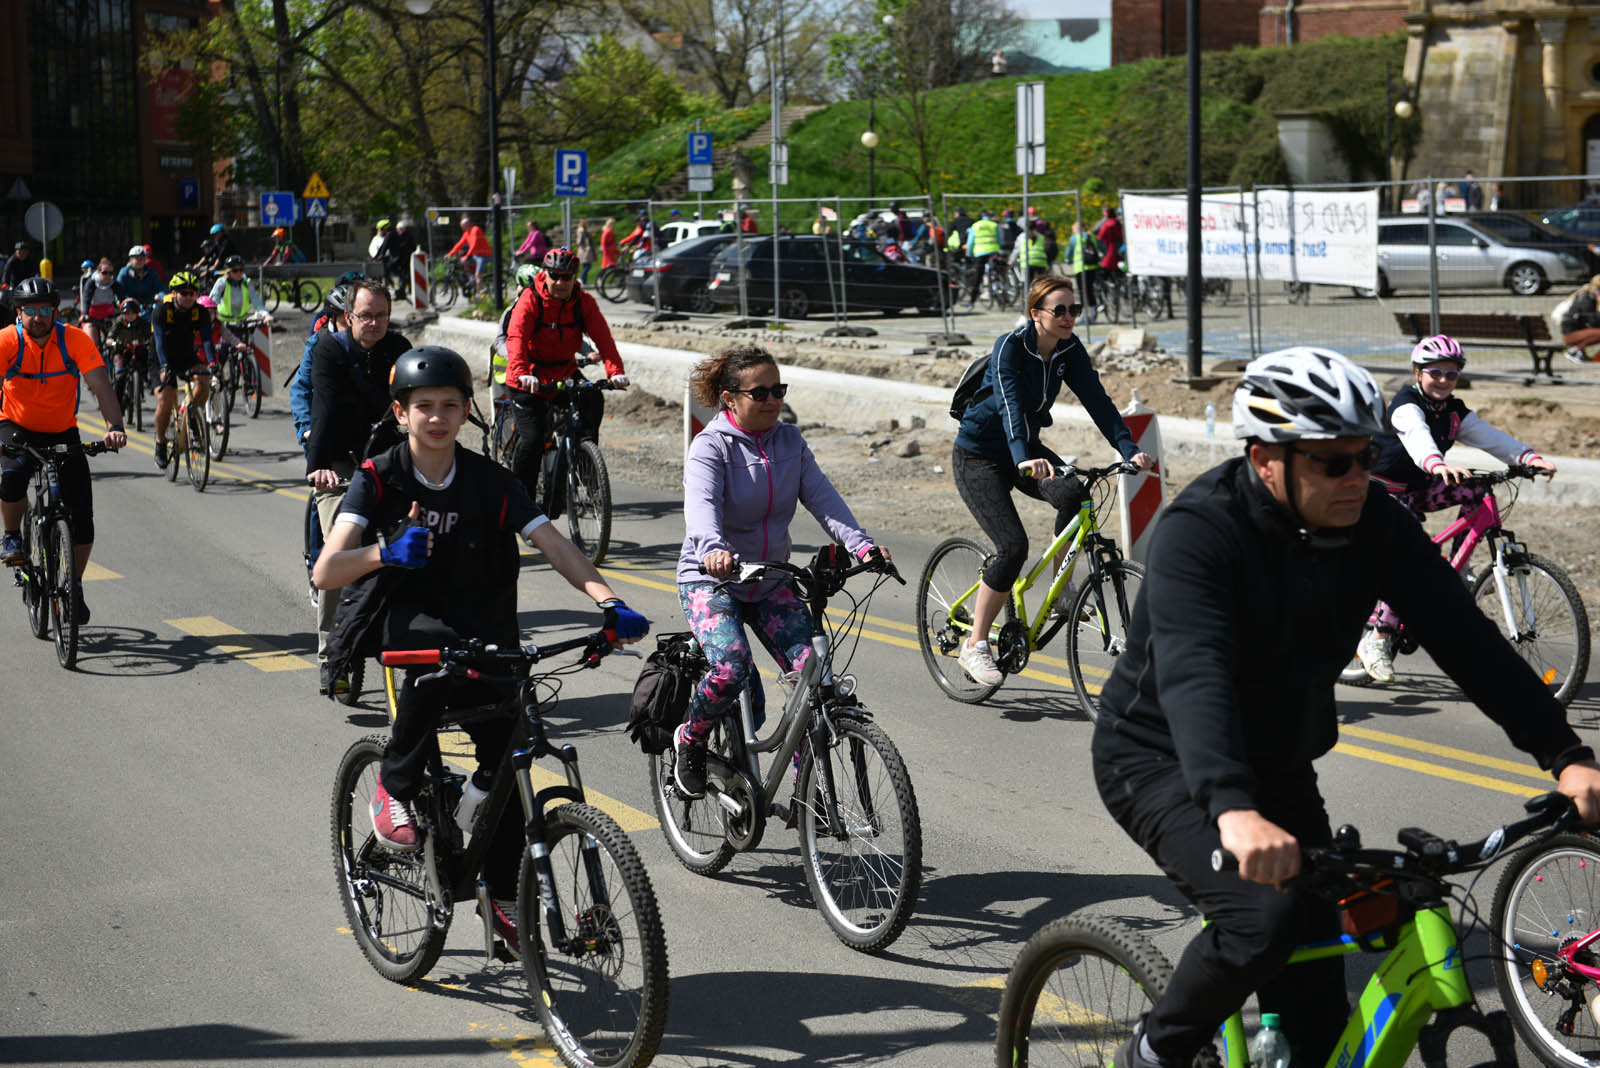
[[1122, 189, 1379, 288]]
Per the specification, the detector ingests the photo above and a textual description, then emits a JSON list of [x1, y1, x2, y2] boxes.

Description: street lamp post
[[1384, 59, 1414, 213], [861, 106, 877, 207]]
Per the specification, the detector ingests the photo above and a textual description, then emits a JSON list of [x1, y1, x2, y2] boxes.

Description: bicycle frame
[[1213, 907, 1470, 1068], [1414, 484, 1536, 647]]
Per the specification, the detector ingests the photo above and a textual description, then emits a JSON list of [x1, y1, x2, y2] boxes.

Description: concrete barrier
[[411, 314, 1600, 506]]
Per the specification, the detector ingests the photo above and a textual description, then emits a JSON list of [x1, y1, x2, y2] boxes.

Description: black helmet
[[224, 254, 245, 268], [119, 297, 142, 314], [12, 276, 53, 305], [200, 238, 217, 251], [389, 345, 473, 400], [542, 246, 579, 274], [323, 283, 352, 321]]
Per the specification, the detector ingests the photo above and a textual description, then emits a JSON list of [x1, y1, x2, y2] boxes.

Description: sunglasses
[[1286, 442, 1380, 478], [1037, 302, 1083, 319], [17, 304, 53, 317], [547, 272, 576, 282], [728, 384, 789, 402], [1421, 367, 1460, 381], [98, 270, 113, 276]]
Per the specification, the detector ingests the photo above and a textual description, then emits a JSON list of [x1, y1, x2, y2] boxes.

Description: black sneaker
[[154, 441, 169, 469], [74, 590, 89, 625], [673, 723, 708, 799], [318, 662, 331, 696]]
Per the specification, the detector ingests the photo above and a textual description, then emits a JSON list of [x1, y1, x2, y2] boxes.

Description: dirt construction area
[[595, 317, 1600, 613]]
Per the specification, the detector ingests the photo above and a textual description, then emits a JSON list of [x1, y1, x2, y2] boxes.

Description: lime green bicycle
[[915, 461, 1144, 719], [994, 791, 1582, 1068]]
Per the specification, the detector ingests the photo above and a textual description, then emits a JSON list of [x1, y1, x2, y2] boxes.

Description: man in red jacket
[[504, 247, 629, 500]]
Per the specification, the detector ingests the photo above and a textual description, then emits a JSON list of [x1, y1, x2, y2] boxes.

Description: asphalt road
[[2, 370, 1597, 1067]]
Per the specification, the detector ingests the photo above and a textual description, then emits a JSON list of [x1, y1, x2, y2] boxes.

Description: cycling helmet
[[14, 241, 26, 251], [336, 270, 365, 285], [224, 254, 245, 268], [375, 218, 391, 230], [80, 259, 94, 271], [542, 246, 579, 274], [118, 297, 141, 314], [272, 227, 287, 240], [128, 244, 147, 257], [514, 263, 539, 289], [168, 270, 200, 291], [1232, 347, 1384, 443], [210, 223, 224, 235], [389, 346, 474, 400], [197, 295, 217, 309], [12, 276, 54, 305], [200, 238, 217, 251], [324, 283, 352, 320], [1410, 334, 1465, 367]]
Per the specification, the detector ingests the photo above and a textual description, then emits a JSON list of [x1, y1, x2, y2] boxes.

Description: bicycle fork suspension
[[1489, 543, 1532, 638]]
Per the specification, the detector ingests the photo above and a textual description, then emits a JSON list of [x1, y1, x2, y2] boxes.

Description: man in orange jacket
[[444, 215, 493, 293], [503, 247, 628, 500]]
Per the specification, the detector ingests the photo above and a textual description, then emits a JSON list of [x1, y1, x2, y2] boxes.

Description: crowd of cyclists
[[4, 212, 1596, 1066]]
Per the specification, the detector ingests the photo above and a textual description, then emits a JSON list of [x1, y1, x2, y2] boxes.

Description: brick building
[[1111, 1, 1407, 62]]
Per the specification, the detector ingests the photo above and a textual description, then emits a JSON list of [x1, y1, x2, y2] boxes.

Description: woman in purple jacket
[[672, 344, 887, 800]]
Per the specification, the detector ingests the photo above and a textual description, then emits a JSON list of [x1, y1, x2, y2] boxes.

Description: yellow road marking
[[165, 616, 314, 672], [81, 415, 311, 503], [1340, 724, 1550, 781], [1332, 742, 1542, 797], [597, 566, 678, 595], [81, 561, 120, 581], [439, 733, 658, 832]]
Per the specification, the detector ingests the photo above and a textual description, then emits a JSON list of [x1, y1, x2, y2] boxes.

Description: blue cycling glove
[[378, 524, 431, 568], [600, 599, 649, 641]]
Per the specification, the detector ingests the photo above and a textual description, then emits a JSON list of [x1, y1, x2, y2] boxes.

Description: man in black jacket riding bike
[[1090, 346, 1600, 1068]]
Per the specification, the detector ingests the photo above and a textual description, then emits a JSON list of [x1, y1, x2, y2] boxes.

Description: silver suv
[[1369, 216, 1587, 297]]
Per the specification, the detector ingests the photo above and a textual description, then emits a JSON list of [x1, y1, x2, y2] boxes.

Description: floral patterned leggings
[[1369, 480, 1486, 632], [678, 581, 815, 743]]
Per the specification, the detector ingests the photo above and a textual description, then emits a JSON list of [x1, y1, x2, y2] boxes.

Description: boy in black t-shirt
[[312, 346, 648, 862]]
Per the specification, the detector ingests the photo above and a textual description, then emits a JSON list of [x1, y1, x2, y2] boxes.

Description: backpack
[[1551, 285, 1585, 336], [7, 322, 84, 414], [625, 632, 701, 754], [949, 351, 993, 421]]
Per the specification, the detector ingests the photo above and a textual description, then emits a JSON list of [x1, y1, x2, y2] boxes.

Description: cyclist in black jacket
[[1090, 347, 1600, 1068]]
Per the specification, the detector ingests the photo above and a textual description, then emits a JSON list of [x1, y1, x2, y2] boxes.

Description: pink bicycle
[[1341, 465, 1591, 705]]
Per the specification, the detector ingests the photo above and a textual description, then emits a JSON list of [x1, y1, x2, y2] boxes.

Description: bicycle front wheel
[[916, 536, 1011, 703], [295, 279, 323, 313], [206, 387, 230, 461], [185, 405, 210, 491], [566, 439, 612, 565], [131, 369, 145, 431], [648, 722, 738, 876], [1066, 559, 1145, 723], [798, 715, 922, 953], [48, 517, 80, 669], [1490, 833, 1600, 1068], [264, 281, 283, 314], [1472, 552, 1590, 706], [241, 354, 263, 418], [23, 512, 48, 639], [433, 273, 459, 311], [995, 914, 1173, 1068], [520, 801, 668, 1068], [330, 734, 448, 982], [597, 268, 628, 304]]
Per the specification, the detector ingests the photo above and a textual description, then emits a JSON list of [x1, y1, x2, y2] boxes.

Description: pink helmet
[[1410, 334, 1465, 367], [197, 295, 218, 309]]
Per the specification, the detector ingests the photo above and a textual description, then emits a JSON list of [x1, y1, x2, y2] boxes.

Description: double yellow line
[[80, 414, 310, 502]]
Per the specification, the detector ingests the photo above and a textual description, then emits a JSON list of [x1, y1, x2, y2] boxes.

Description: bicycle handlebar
[[1019, 460, 1141, 482], [380, 629, 616, 684], [0, 440, 110, 462], [1452, 464, 1551, 488], [702, 548, 904, 593]]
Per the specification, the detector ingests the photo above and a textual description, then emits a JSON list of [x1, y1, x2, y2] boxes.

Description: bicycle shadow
[[64, 624, 228, 677]]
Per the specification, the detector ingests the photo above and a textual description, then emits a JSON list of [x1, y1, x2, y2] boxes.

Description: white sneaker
[[1565, 347, 1589, 365], [1356, 628, 1396, 684], [958, 640, 1004, 686]]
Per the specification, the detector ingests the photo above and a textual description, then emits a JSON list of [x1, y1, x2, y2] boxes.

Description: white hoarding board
[[1122, 189, 1378, 289]]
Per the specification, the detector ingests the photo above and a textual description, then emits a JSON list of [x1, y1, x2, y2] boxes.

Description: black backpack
[[626, 633, 703, 754], [949, 352, 993, 421]]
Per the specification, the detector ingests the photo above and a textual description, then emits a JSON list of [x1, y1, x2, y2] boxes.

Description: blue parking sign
[[688, 132, 714, 166], [554, 150, 588, 197], [178, 178, 199, 208]]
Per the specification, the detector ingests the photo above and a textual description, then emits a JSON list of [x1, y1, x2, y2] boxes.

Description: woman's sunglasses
[[1286, 442, 1380, 478], [728, 384, 789, 402], [1037, 302, 1083, 319]]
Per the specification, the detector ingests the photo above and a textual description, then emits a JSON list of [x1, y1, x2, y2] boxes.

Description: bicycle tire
[[294, 279, 324, 313], [1490, 833, 1600, 1068], [597, 268, 628, 304], [165, 419, 180, 483], [995, 913, 1173, 1068], [566, 439, 611, 565], [48, 516, 81, 669], [1065, 559, 1146, 723], [1472, 552, 1591, 706], [649, 722, 738, 876], [433, 273, 459, 312], [337, 656, 366, 706], [264, 281, 282, 314], [131, 368, 145, 432], [798, 714, 922, 953], [915, 537, 1011, 704], [23, 512, 48, 639], [330, 733, 448, 982], [207, 385, 230, 461], [303, 493, 321, 607], [186, 405, 210, 491], [519, 801, 668, 1068]]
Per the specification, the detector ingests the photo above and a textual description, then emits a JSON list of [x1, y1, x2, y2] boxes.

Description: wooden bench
[[1392, 311, 1563, 384]]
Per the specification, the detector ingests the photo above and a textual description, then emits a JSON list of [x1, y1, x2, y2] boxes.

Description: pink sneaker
[[370, 776, 419, 851]]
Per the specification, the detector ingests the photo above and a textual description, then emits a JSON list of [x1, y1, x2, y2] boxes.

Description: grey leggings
[[952, 443, 1085, 591]]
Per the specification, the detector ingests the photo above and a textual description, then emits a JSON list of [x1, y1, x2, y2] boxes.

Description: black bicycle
[[220, 318, 267, 420], [110, 338, 149, 434], [331, 630, 668, 1068], [3, 439, 108, 669]]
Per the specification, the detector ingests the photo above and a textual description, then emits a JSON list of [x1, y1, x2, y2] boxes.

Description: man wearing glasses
[[151, 271, 216, 470], [0, 277, 125, 623], [1089, 347, 1600, 1068], [503, 246, 628, 502], [305, 278, 411, 695]]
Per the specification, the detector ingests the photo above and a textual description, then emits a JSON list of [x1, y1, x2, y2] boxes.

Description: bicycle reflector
[[1531, 959, 1548, 989]]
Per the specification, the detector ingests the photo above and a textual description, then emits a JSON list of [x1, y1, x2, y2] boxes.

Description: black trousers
[[509, 387, 604, 502], [952, 443, 1086, 592], [1094, 755, 1348, 1067]]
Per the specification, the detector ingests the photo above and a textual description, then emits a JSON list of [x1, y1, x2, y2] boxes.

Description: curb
[[411, 315, 1600, 507]]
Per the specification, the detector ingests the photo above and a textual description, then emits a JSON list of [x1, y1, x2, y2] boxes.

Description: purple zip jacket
[[677, 410, 872, 598]]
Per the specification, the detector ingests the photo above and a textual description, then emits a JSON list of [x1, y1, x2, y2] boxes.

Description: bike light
[[1531, 959, 1548, 988]]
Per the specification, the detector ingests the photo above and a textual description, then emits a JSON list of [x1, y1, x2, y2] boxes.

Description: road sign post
[[1015, 82, 1046, 310]]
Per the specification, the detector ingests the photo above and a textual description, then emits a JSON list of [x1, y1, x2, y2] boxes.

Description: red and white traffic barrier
[[252, 322, 274, 395], [683, 381, 718, 463], [1117, 390, 1166, 565], [410, 250, 430, 312]]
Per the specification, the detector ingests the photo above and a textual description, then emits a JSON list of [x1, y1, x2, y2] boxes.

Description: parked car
[[1458, 211, 1600, 272], [1540, 205, 1600, 242], [623, 232, 740, 312], [846, 207, 927, 236], [658, 218, 723, 248], [1361, 216, 1588, 297], [704, 235, 949, 318]]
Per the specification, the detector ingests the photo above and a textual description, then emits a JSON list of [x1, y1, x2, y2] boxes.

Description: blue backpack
[[7, 322, 83, 413]]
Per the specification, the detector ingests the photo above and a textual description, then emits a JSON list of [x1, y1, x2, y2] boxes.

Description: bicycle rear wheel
[[566, 439, 611, 565], [22, 511, 48, 639], [185, 405, 210, 491], [330, 734, 448, 982], [1472, 552, 1590, 706], [519, 802, 668, 1068], [1490, 833, 1600, 1068], [995, 914, 1173, 1068], [1065, 559, 1145, 722], [294, 279, 323, 313], [649, 722, 738, 876], [48, 517, 80, 668], [798, 714, 922, 953], [915, 536, 1011, 703], [264, 281, 283, 314]]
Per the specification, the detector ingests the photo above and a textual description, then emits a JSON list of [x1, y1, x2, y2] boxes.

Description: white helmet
[[1232, 347, 1384, 443]]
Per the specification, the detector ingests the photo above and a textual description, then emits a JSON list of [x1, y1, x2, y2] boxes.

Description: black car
[[704, 235, 947, 318], [1541, 204, 1600, 242], [1460, 211, 1600, 272], [623, 233, 740, 312]]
